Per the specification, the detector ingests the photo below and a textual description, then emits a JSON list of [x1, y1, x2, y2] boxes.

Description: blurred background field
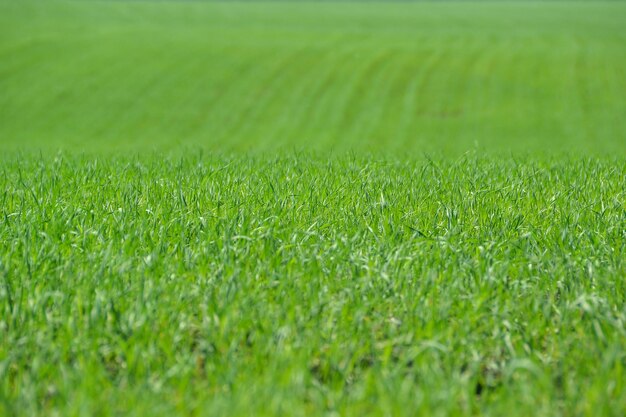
[[1, 0, 625, 155]]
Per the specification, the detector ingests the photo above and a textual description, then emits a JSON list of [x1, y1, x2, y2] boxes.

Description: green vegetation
[[1, 1, 625, 416], [2, 155, 625, 416], [1, 1, 626, 154]]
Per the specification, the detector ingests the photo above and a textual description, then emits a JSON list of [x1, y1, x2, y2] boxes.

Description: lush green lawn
[[2, 154, 625, 416], [1, 1, 626, 416]]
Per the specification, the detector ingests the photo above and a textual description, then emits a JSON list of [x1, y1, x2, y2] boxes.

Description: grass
[[2, 154, 625, 416], [1, 1, 626, 416], [1, 1, 626, 154]]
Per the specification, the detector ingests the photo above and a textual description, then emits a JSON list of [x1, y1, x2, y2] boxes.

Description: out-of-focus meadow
[[1, 0, 625, 155]]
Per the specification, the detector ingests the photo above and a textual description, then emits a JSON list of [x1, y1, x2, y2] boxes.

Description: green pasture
[[1, 1, 625, 154], [1, 1, 625, 416], [2, 154, 625, 416]]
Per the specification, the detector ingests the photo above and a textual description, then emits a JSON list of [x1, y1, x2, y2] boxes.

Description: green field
[[2, 0, 626, 154], [1, 1, 626, 416]]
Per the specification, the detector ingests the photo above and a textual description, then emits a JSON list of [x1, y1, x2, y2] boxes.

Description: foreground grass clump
[[1, 154, 624, 416]]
